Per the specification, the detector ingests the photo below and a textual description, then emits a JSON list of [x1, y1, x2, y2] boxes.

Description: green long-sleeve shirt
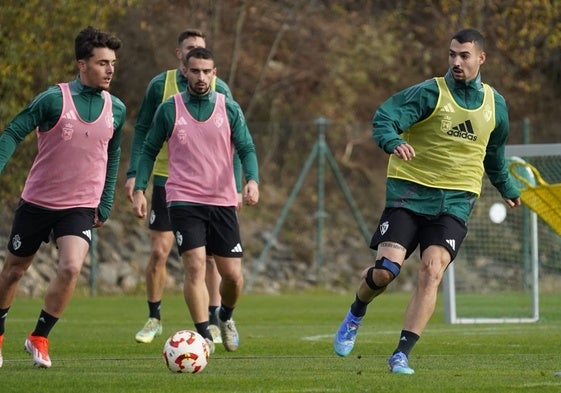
[[134, 89, 258, 202], [0, 78, 126, 221], [372, 70, 519, 222], [126, 69, 242, 190]]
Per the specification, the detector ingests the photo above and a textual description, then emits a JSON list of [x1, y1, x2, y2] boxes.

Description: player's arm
[[372, 79, 437, 156], [483, 92, 520, 205], [233, 150, 243, 210], [133, 100, 174, 218], [0, 88, 61, 173], [227, 100, 259, 205], [96, 97, 127, 225], [125, 77, 164, 199]]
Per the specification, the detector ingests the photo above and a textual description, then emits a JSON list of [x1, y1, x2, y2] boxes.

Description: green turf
[[1, 291, 560, 392]]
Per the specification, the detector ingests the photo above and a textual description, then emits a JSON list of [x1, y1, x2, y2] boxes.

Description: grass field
[[1, 291, 560, 392]]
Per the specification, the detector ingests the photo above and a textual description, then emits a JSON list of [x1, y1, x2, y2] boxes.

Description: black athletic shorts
[[168, 204, 242, 257], [148, 185, 172, 232], [8, 200, 95, 257], [369, 207, 468, 260]]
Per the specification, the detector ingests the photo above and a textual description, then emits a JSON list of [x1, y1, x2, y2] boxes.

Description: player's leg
[[43, 235, 89, 317], [0, 202, 52, 368], [134, 229, 174, 343], [387, 245, 450, 375], [169, 205, 215, 353], [388, 213, 467, 374], [334, 208, 416, 357], [182, 247, 210, 323], [182, 246, 213, 352], [208, 206, 243, 352], [136, 185, 173, 343], [0, 252, 35, 369], [213, 255, 242, 352], [205, 254, 222, 343], [0, 253, 35, 314], [402, 245, 451, 336], [26, 208, 93, 368]]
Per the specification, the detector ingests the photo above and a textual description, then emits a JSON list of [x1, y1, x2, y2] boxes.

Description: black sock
[[218, 304, 234, 322], [194, 321, 212, 341], [350, 294, 369, 318], [0, 307, 10, 335], [148, 300, 161, 320], [209, 306, 219, 325], [394, 330, 420, 357], [32, 310, 59, 338]]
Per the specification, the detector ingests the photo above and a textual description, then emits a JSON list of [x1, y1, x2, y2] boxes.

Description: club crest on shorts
[[175, 231, 183, 246], [380, 221, 389, 236], [11, 234, 22, 250]]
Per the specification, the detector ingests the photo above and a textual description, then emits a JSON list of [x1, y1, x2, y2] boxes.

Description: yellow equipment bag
[[509, 162, 561, 237]]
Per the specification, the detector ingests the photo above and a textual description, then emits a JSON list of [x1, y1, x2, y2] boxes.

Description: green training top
[[372, 70, 519, 223], [0, 78, 126, 221]]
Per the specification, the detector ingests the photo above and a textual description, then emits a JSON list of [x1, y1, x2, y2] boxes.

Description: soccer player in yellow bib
[[333, 28, 521, 374], [124, 29, 240, 345]]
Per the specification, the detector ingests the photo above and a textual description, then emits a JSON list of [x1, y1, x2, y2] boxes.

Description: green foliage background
[[0, 0, 138, 206]]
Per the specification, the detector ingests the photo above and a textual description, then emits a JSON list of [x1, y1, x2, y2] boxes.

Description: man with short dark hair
[[0, 26, 125, 368], [125, 29, 238, 346], [133, 47, 259, 354], [333, 28, 521, 374]]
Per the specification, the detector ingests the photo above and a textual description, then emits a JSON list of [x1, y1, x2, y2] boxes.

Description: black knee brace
[[365, 257, 401, 290]]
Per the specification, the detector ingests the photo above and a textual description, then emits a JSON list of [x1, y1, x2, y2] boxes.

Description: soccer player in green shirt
[[0, 26, 125, 368], [133, 47, 259, 353], [334, 28, 521, 374], [124, 30, 239, 345]]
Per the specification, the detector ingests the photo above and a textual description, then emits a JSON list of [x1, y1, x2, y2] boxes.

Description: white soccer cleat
[[135, 318, 163, 343], [218, 317, 239, 352]]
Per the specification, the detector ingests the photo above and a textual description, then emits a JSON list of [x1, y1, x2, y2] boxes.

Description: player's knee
[[364, 257, 401, 290], [57, 261, 82, 280], [220, 269, 243, 286], [150, 245, 171, 264]]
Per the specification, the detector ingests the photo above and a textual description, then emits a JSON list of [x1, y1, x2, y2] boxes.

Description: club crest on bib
[[176, 128, 188, 144], [483, 104, 492, 122], [214, 114, 224, 128], [61, 123, 74, 141], [105, 113, 113, 129], [440, 117, 452, 133]]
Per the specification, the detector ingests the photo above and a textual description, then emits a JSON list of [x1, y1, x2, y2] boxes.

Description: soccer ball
[[162, 330, 210, 373]]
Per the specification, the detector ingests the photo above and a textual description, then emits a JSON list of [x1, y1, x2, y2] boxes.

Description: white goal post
[[443, 143, 561, 324]]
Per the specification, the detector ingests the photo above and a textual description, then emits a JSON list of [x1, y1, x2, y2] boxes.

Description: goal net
[[442, 143, 561, 324]]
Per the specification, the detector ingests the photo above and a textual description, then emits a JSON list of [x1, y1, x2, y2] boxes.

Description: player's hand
[[504, 196, 521, 208], [124, 177, 135, 203], [244, 180, 259, 206], [93, 208, 104, 228], [393, 143, 416, 161], [132, 189, 148, 219]]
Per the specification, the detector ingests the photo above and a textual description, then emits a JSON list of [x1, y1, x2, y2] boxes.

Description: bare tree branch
[[228, 0, 248, 90]]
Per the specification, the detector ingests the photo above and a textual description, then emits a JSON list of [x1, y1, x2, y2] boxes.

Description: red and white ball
[[163, 330, 210, 373]]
